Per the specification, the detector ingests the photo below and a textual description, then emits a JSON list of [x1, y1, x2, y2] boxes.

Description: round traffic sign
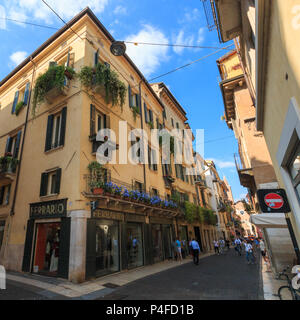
[[264, 193, 284, 209]]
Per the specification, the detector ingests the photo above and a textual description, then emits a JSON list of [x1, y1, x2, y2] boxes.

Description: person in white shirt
[[245, 241, 255, 264], [234, 238, 242, 256], [213, 240, 219, 255]]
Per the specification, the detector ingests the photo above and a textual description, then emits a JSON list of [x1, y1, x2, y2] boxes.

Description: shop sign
[[93, 209, 124, 220], [30, 199, 67, 219], [149, 216, 172, 224], [257, 189, 291, 213], [125, 214, 146, 223]]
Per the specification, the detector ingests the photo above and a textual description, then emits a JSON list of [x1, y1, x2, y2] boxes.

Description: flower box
[[45, 85, 69, 104], [93, 188, 104, 195]]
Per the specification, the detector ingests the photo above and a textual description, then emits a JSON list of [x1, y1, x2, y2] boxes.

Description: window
[[171, 118, 174, 128], [0, 220, 5, 249], [128, 85, 139, 109], [5, 131, 22, 159], [11, 82, 30, 114], [57, 51, 75, 68], [135, 181, 144, 192], [143, 103, 153, 125], [288, 144, 300, 201], [45, 107, 67, 152], [0, 185, 11, 206], [40, 168, 62, 197], [148, 146, 158, 171], [151, 188, 159, 197]]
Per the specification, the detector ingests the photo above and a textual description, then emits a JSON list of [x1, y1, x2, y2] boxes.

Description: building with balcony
[[0, 7, 220, 283]]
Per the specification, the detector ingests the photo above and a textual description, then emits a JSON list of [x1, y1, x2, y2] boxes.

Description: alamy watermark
[[0, 265, 5, 290]]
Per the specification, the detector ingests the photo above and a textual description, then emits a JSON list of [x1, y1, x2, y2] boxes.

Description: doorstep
[[6, 252, 213, 299]]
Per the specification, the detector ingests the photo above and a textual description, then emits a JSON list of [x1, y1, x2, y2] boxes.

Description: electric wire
[[0, 17, 59, 30]]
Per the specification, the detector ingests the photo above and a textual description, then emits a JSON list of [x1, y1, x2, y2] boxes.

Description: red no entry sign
[[264, 193, 284, 209]]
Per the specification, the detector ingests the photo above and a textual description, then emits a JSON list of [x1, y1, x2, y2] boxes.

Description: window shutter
[[59, 107, 67, 146], [149, 109, 153, 123], [144, 103, 148, 123], [135, 94, 139, 108], [94, 49, 99, 67], [57, 217, 71, 279], [5, 137, 12, 153], [66, 51, 70, 67], [104, 114, 110, 129], [162, 109, 166, 119], [85, 219, 97, 279], [45, 114, 54, 152], [128, 85, 132, 108], [23, 82, 30, 105], [55, 168, 62, 194], [156, 118, 159, 129], [90, 104, 96, 137], [22, 219, 35, 272], [14, 131, 22, 158], [40, 172, 48, 197], [0, 187, 5, 205], [148, 147, 151, 170], [11, 91, 19, 114]]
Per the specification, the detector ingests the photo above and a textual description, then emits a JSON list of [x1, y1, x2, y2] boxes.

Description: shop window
[[126, 223, 143, 269], [45, 107, 67, 152], [40, 168, 62, 197], [0, 220, 5, 249], [287, 143, 300, 202], [0, 184, 11, 206]]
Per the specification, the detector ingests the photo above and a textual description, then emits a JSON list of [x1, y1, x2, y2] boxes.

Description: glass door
[[162, 225, 173, 260], [95, 220, 120, 277], [33, 222, 61, 276], [126, 223, 143, 269], [152, 224, 163, 263]]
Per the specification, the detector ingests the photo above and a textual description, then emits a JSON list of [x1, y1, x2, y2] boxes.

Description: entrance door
[[162, 225, 173, 260], [194, 226, 203, 251], [95, 220, 119, 277], [126, 223, 143, 269], [152, 224, 163, 263], [33, 222, 61, 276]]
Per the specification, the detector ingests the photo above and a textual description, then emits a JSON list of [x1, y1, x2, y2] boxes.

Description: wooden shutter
[[128, 85, 132, 108], [57, 217, 71, 279], [11, 91, 19, 114], [90, 104, 96, 137], [59, 107, 67, 146], [144, 103, 148, 123], [45, 114, 54, 151], [5, 137, 12, 153], [22, 219, 35, 272], [55, 168, 62, 194], [0, 187, 5, 205], [14, 131, 22, 158], [94, 49, 99, 67], [40, 172, 48, 196], [86, 219, 96, 279], [23, 82, 30, 105]]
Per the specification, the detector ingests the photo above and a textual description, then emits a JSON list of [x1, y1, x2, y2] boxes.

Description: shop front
[[22, 199, 70, 279], [179, 225, 189, 258]]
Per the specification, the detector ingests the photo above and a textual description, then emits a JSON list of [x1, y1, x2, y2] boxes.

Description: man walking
[[245, 240, 255, 264], [213, 240, 220, 255], [191, 239, 200, 265], [234, 237, 242, 256]]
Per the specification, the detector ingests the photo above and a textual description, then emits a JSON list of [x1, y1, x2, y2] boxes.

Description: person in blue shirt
[[190, 239, 200, 265], [175, 237, 182, 262]]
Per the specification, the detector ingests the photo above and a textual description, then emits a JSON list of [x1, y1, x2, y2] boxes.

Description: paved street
[[101, 249, 263, 300], [0, 249, 263, 300]]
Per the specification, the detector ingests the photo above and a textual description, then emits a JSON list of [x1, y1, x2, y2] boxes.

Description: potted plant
[[64, 67, 74, 80], [89, 180, 104, 195]]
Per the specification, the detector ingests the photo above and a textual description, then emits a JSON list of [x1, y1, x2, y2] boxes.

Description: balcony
[[234, 153, 255, 189], [194, 176, 207, 189], [83, 171, 181, 219], [0, 155, 19, 182]]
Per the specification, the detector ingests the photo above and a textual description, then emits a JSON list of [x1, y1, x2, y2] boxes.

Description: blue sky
[[0, 0, 248, 201]]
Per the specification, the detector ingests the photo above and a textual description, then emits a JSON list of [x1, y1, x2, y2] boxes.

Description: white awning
[[250, 213, 287, 228]]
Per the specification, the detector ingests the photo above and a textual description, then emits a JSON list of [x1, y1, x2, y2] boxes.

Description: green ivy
[[32, 65, 75, 116], [131, 106, 140, 121], [15, 101, 25, 116], [78, 63, 126, 109], [184, 201, 198, 223]]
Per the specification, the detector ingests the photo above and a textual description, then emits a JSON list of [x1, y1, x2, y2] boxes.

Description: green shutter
[[5, 137, 12, 154], [40, 172, 48, 196], [86, 219, 96, 279], [45, 115, 54, 151], [149, 109, 153, 123], [90, 104, 96, 137], [57, 217, 71, 279], [11, 91, 19, 114], [94, 49, 99, 67], [55, 168, 62, 194], [22, 219, 35, 272], [59, 107, 67, 146], [144, 103, 148, 123], [13, 131, 22, 158], [128, 85, 132, 108], [23, 82, 30, 105]]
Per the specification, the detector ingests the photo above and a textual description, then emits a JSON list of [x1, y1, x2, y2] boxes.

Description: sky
[[0, 0, 248, 201]]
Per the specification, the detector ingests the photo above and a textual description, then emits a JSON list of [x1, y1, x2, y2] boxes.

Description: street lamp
[[110, 41, 126, 56]]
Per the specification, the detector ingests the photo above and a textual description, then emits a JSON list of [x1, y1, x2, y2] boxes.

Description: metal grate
[[201, 0, 223, 42]]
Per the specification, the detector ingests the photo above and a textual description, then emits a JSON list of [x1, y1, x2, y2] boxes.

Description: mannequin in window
[[45, 238, 52, 270], [49, 233, 59, 272]]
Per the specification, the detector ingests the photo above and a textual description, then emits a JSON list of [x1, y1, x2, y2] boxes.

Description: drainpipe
[[10, 57, 36, 216]]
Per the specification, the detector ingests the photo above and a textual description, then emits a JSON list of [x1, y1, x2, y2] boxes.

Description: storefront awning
[[250, 213, 287, 229]]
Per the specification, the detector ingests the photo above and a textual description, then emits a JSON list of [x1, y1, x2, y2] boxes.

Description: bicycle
[[273, 267, 300, 300]]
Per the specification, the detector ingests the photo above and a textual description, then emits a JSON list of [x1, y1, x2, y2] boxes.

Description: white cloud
[[172, 30, 194, 54], [2, 0, 109, 25], [211, 158, 235, 169], [10, 51, 28, 66], [180, 8, 200, 23], [113, 5, 127, 15], [197, 27, 205, 44], [125, 25, 169, 77], [0, 5, 7, 29]]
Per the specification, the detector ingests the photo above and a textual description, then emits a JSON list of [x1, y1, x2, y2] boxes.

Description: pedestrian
[[219, 238, 225, 254], [234, 238, 242, 256], [175, 237, 182, 262], [190, 239, 200, 265], [172, 239, 178, 261], [245, 240, 255, 264], [213, 240, 220, 255], [225, 239, 230, 251]]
